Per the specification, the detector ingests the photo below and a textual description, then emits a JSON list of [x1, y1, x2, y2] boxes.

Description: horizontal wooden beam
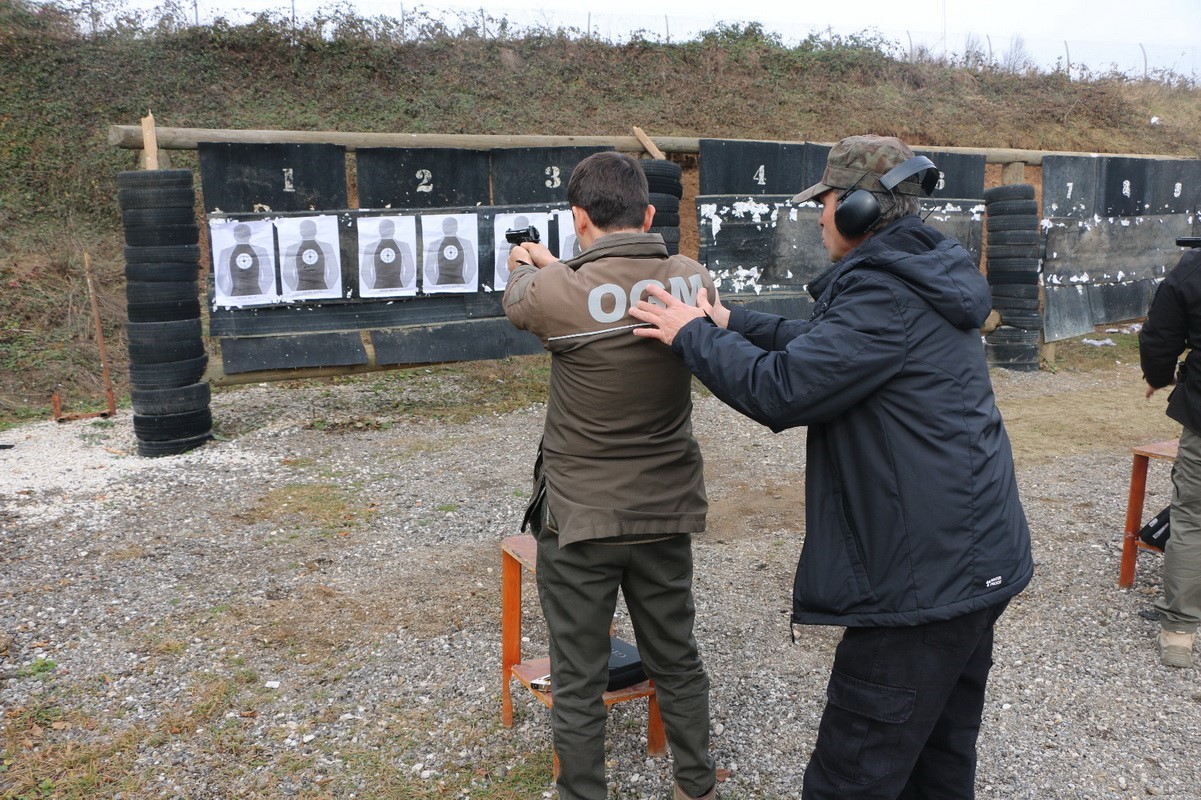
[[107, 124, 1197, 165], [107, 125, 701, 155]]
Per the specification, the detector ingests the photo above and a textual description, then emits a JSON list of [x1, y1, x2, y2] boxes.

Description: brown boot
[[1158, 630, 1195, 668], [674, 783, 716, 800]]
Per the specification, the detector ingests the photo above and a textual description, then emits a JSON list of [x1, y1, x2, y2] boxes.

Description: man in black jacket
[[1139, 245, 1201, 668], [630, 135, 1033, 799]]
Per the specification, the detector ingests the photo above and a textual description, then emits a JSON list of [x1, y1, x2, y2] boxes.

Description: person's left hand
[[630, 284, 706, 346]]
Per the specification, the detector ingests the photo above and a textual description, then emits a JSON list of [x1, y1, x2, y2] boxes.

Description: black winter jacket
[[674, 215, 1033, 627], [1140, 248, 1201, 432]]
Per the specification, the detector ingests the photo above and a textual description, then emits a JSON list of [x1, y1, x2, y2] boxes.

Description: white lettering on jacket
[[586, 274, 703, 324]]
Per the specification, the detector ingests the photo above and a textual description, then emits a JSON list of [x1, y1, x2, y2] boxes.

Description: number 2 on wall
[[415, 169, 434, 193], [752, 164, 767, 186], [545, 166, 561, 189]]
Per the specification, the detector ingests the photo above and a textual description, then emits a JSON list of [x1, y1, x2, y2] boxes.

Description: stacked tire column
[[982, 184, 1042, 371], [117, 169, 214, 456], [641, 160, 683, 256]]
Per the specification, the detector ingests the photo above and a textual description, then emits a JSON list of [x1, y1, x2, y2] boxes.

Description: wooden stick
[[84, 253, 117, 417], [140, 112, 160, 170], [632, 126, 665, 159]]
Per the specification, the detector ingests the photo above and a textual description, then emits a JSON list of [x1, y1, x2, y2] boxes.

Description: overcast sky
[[124, 0, 1201, 77]]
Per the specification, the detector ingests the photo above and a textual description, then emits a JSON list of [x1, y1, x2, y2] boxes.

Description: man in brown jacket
[[504, 151, 718, 800]]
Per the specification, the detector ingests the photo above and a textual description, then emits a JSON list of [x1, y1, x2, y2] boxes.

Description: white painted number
[[545, 166, 561, 189], [1175, 182, 1183, 198], [752, 164, 767, 186], [1122, 179, 1132, 198], [416, 169, 434, 193], [1066, 181, 1074, 199], [282, 168, 295, 192], [936, 171, 947, 191]]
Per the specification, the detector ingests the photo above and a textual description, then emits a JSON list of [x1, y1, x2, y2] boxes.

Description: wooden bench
[[1120, 438, 1178, 588], [500, 533, 666, 765]]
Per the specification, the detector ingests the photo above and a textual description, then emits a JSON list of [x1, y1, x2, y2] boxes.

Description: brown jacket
[[504, 232, 713, 546]]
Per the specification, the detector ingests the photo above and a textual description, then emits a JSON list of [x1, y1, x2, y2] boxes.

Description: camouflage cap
[[792, 135, 921, 204]]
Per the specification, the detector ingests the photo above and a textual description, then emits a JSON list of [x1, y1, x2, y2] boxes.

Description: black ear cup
[[832, 156, 940, 238], [833, 189, 882, 238]]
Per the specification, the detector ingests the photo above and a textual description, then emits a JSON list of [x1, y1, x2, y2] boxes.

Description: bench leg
[[501, 549, 523, 727], [646, 689, 666, 757], [1120, 453, 1150, 589]]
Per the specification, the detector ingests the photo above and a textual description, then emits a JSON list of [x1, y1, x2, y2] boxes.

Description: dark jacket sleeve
[[1141, 273, 1190, 389], [728, 305, 817, 351], [674, 275, 906, 432]]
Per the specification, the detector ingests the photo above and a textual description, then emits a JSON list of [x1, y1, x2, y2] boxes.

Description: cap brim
[[791, 181, 831, 205]]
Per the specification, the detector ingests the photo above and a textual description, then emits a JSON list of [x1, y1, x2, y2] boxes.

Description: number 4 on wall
[[752, 164, 766, 186]]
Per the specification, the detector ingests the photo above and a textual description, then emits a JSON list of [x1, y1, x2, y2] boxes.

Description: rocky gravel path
[[2, 364, 1200, 799]]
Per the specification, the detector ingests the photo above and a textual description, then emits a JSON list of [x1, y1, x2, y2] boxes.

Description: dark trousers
[[534, 529, 715, 800], [802, 601, 1010, 800]]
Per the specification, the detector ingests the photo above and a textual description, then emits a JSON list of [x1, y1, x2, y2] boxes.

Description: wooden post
[[1001, 160, 1026, 184], [632, 126, 666, 160], [138, 112, 172, 170], [84, 254, 117, 417]]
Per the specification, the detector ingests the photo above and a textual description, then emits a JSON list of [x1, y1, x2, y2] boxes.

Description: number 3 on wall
[[415, 169, 434, 193], [545, 166, 561, 189]]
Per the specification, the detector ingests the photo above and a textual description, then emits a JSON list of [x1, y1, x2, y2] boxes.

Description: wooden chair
[[1120, 438, 1178, 588], [500, 534, 666, 775]]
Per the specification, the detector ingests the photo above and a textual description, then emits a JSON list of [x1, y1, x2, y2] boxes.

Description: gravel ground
[[2, 364, 1200, 799]]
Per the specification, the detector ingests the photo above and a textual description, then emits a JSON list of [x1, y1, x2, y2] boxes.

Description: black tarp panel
[[1099, 156, 1152, 217], [913, 150, 985, 201], [489, 147, 613, 205], [697, 195, 984, 296], [355, 148, 491, 209], [1043, 215, 1190, 285], [698, 140, 808, 196], [1089, 280, 1156, 324], [198, 143, 348, 213], [1043, 284, 1093, 342], [1041, 155, 1100, 219], [371, 319, 543, 364], [221, 332, 368, 374], [801, 144, 831, 192], [1147, 159, 1201, 216]]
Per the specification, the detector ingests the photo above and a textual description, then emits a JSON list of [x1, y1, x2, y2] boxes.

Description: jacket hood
[[810, 215, 991, 330]]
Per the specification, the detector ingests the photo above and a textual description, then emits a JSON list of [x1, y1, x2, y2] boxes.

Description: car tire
[[118, 186, 196, 210], [126, 318, 203, 344], [126, 298, 202, 323], [131, 382, 211, 416], [124, 244, 200, 264], [136, 431, 213, 458], [124, 224, 200, 247], [124, 261, 200, 283], [648, 193, 680, 214], [983, 184, 1035, 203], [987, 199, 1039, 217], [129, 355, 209, 389], [127, 337, 206, 364], [116, 169, 194, 190], [986, 215, 1040, 233]]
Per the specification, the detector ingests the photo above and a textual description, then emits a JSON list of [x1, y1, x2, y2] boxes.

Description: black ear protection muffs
[[833, 156, 940, 238]]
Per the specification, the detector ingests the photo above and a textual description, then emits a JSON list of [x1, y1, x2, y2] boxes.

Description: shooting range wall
[[1040, 155, 1201, 342], [109, 125, 1201, 385]]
